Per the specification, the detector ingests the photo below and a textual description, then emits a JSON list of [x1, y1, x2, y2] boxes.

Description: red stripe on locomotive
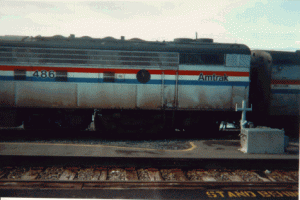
[[271, 80, 300, 85], [0, 65, 249, 77]]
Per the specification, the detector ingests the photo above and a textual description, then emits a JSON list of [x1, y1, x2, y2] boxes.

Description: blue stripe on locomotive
[[272, 89, 300, 94], [0, 75, 250, 87]]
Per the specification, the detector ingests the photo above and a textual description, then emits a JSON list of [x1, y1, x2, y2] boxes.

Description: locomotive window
[[55, 70, 68, 82], [103, 72, 115, 82], [14, 69, 26, 80], [179, 53, 224, 65]]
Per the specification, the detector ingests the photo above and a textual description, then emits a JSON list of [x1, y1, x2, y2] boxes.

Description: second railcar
[[250, 50, 300, 136]]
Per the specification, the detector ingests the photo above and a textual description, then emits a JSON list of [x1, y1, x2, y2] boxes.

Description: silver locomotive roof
[[0, 34, 251, 55]]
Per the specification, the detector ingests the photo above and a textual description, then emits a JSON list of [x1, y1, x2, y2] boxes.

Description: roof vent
[[52, 35, 66, 40], [129, 38, 145, 42], [102, 37, 117, 41], [195, 38, 213, 43], [80, 36, 93, 40], [174, 38, 194, 43]]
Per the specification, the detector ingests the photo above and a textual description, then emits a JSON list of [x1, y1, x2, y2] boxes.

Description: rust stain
[[17, 97, 74, 108], [178, 88, 210, 109], [178, 85, 233, 110], [0, 82, 15, 107], [79, 85, 137, 109], [138, 96, 161, 109], [0, 92, 15, 107], [15, 82, 77, 107]]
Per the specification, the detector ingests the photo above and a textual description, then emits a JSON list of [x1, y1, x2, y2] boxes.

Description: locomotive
[[0, 35, 298, 135]]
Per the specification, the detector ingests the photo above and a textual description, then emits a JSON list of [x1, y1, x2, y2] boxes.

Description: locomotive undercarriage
[[19, 108, 93, 130], [94, 110, 167, 134], [0, 108, 236, 135], [93, 109, 236, 135], [5, 107, 298, 137]]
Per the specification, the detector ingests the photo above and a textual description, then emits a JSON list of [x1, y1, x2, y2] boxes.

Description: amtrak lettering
[[198, 73, 228, 81]]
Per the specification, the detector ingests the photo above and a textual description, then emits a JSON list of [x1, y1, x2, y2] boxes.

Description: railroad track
[[0, 131, 298, 198], [0, 165, 298, 198]]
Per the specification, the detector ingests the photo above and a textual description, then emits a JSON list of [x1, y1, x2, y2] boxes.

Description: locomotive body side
[[0, 36, 251, 131], [0, 48, 178, 110]]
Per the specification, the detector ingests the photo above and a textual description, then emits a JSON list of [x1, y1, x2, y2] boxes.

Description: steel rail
[[0, 180, 297, 190]]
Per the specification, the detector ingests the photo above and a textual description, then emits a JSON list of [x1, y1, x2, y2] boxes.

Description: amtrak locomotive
[[0, 35, 298, 135]]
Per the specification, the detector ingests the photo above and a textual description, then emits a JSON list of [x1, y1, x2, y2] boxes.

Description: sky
[[0, 0, 299, 51]]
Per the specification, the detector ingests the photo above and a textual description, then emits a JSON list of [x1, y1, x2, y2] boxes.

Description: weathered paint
[[16, 82, 77, 108], [178, 85, 233, 110], [137, 84, 162, 109], [77, 84, 137, 109], [232, 86, 249, 109], [0, 81, 15, 107], [177, 65, 249, 110], [0, 41, 250, 112]]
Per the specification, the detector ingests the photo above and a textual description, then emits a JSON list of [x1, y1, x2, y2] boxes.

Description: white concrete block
[[239, 128, 285, 154]]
